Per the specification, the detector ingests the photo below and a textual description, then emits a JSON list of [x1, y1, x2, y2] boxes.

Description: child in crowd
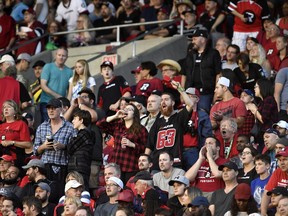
[[67, 59, 96, 101], [97, 61, 131, 116]]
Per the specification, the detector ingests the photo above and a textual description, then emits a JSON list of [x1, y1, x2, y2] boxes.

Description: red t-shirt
[[265, 168, 288, 191]]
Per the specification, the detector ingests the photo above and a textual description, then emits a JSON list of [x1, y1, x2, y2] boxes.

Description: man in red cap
[[0, 155, 14, 180], [261, 147, 288, 215]]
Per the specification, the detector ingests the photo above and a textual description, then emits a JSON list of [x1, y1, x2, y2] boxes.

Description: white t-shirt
[[34, 0, 49, 24], [55, 0, 87, 31], [69, 76, 96, 100]]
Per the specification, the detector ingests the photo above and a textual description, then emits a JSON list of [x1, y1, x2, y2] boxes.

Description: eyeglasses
[[241, 151, 252, 156], [79, 95, 89, 99], [124, 108, 134, 112], [105, 183, 118, 188]]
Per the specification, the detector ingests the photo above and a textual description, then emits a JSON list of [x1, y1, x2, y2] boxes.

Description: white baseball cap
[[0, 54, 15, 64], [273, 120, 288, 130], [108, 177, 123, 189], [217, 77, 230, 87], [64, 180, 82, 192]]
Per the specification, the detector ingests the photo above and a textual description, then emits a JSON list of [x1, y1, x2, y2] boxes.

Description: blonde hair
[[1, 100, 22, 122], [72, 59, 92, 88], [62, 197, 82, 216], [65, 171, 85, 185], [249, 43, 266, 66]]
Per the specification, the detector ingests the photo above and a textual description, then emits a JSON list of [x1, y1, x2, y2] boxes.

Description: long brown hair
[[126, 103, 143, 134]]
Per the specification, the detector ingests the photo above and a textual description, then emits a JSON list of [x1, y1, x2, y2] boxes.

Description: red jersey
[[193, 157, 227, 192], [0, 14, 16, 50], [228, 0, 270, 32], [135, 77, 163, 97]]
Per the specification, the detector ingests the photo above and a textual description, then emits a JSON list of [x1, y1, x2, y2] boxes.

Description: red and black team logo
[[243, 10, 256, 24]]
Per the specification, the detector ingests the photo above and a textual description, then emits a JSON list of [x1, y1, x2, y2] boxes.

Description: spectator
[[67, 14, 95, 47], [116, 0, 142, 41], [170, 0, 194, 21], [98, 103, 147, 184], [140, 0, 169, 32], [88, 0, 115, 22], [261, 147, 288, 215], [153, 151, 185, 198], [263, 24, 281, 58], [67, 110, 94, 190], [15, 53, 31, 89], [222, 44, 240, 70], [240, 89, 255, 136], [34, 98, 76, 194], [215, 37, 231, 62], [34, 182, 56, 216], [247, 78, 278, 141], [250, 154, 271, 208], [67, 59, 96, 101], [180, 9, 197, 37], [209, 161, 239, 215], [1, 195, 22, 216], [29, 60, 46, 105], [245, 37, 259, 55], [182, 87, 213, 170], [0, 100, 32, 167], [0, 0, 16, 52], [181, 187, 203, 213], [237, 146, 259, 184], [277, 197, 288, 216], [228, 0, 270, 51], [185, 136, 226, 201], [167, 175, 190, 215], [186, 196, 211, 216], [62, 197, 82, 216], [22, 196, 43, 216], [276, 1, 288, 35], [134, 61, 163, 98], [45, 20, 67, 51], [75, 206, 93, 216], [97, 61, 131, 116], [20, 159, 58, 204], [94, 177, 123, 216], [210, 77, 247, 133], [230, 134, 250, 168], [55, 0, 88, 31], [33, 0, 49, 25], [145, 82, 194, 170], [273, 121, 288, 138], [234, 52, 264, 92], [0, 155, 14, 181], [268, 187, 288, 216], [270, 36, 288, 74], [274, 67, 288, 120], [40, 47, 72, 122], [2, 165, 22, 198], [144, 8, 177, 40], [16, 8, 45, 56], [224, 183, 260, 216], [249, 43, 272, 79], [182, 27, 222, 112], [93, 2, 118, 44]]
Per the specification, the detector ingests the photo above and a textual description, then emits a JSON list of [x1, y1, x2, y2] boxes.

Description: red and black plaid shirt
[[242, 110, 255, 135], [98, 120, 147, 172]]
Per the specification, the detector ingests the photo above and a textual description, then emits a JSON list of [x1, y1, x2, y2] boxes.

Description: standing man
[[181, 27, 222, 112], [145, 80, 194, 170], [274, 67, 288, 121], [40, 47, 73, 122], [34, 98, 76, 195]]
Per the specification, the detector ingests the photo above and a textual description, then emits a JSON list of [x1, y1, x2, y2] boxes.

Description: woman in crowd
[[224, 183, 260, 216], [45, 20, 66, 50], [245, 37, 259, 55], [237, 146, 259, 185], [0, 100, 32, 167], [247, 78, 278, 146], [67, 14, 95, 47], [67, 59, 96, 101], [62, 197, 82, 216], [249, 43, 272, 79], [98, 103, 148, 184], [182, 186, 203, 215], [67, 110, 94, 190]]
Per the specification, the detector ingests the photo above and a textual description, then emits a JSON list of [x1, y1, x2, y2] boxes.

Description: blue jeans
[[182, 147, 199, 171], [198, 94, 213, 113], [40, 102, 48, 123]]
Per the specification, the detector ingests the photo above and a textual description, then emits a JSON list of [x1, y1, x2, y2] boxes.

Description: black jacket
[[182, 45, 222, 94]]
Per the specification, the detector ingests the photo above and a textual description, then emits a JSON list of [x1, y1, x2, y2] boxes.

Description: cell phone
[[47, 138, 54, 142]]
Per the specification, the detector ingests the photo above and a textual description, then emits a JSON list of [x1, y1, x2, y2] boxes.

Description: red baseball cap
[[117, 189, 134, 203], [276, 147, 288, 158], [0, 155, 14, 162]]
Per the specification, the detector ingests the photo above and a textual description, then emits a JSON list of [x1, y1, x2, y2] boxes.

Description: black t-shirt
[[193, 53, 202, 89], [118, 8, 141, 40], [93, 16, 118, 36], [237, 167, 259, 185]]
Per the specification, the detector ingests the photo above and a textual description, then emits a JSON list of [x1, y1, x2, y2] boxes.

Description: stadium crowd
[[1, 0, 288, 216]]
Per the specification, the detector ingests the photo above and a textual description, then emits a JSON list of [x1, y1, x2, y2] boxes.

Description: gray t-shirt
[[275, 68, 288, 110], [153, 168, 185, 198], [94, 202, 118, 216]]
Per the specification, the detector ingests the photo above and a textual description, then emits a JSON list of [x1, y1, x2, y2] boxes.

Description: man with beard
[[222, 44, 240, 70], [230, 134, 250, 168], [34, 182, 56, 216], [20, 159, 58, 204], [1, 165, 22, 198], [181, 26, 222, 112], [145, 80, 194, 171], [210, 77, 247, 134], [22, 196, 43, 216], [185, 136, 227, 202], [93, 2, 118, 44]]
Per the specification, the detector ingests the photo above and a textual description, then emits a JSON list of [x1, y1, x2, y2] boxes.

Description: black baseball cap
[[78, 87, 96, 101], [46, 98, 62, 108], [100, 61, 114, 70], [125, 95, 147, 107], [267, 186, 288, 196], [218, 161, 238, 171], [32, 60, 45, 68], [129, 171, 152, 183]]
